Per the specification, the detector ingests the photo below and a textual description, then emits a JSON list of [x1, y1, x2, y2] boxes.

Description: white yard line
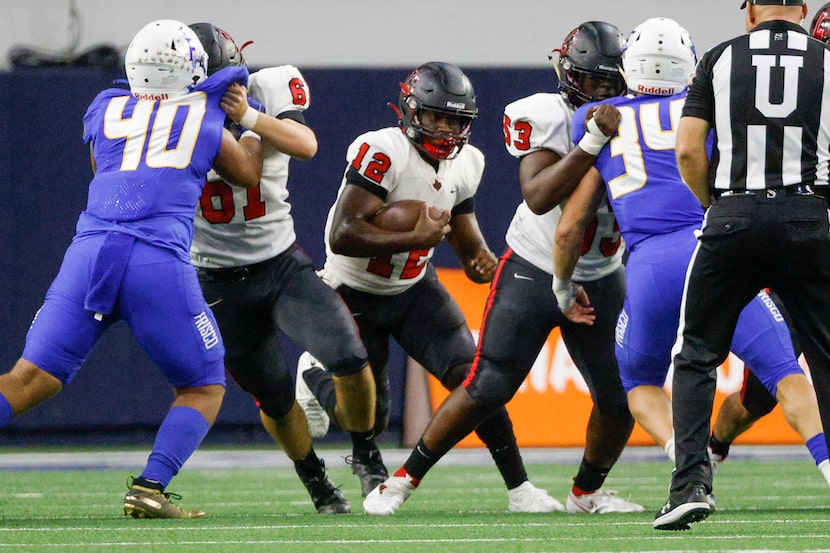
[[0, 445, 808, 471]]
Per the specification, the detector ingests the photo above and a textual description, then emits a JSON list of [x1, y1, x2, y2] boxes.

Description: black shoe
[[653, 482, 713, 531], [346, 450, 389, 498], [297, 461, 351, 514]]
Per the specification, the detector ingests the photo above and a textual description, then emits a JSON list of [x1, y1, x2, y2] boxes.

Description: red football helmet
[[811, 3, 830, 44]]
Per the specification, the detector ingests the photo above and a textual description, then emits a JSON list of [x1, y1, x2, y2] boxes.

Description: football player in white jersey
[[189, 23, 377, 515], [296, 62, 557, 511], [361, 24, 645, 516]]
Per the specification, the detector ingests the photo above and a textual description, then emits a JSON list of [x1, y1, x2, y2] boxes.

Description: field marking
[[0, 445, 808, 472], [3, 519, 830, 531], [2, 537, 830, 548]]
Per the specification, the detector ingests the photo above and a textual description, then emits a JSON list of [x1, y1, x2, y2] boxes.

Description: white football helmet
[[622, 17, 697, 96], [125, 19, 209, 100]]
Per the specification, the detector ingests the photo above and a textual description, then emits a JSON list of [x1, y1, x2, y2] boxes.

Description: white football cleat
[[708, 445, 726, 473], [819, 459, 830, 488], [363, 474, 417, 515], [566, 489, 644, 514], [507, 481, 564, 513], [295, 352, 330, 438]]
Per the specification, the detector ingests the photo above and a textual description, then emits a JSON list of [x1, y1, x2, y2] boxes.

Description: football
[[370, 200, 447, 232]]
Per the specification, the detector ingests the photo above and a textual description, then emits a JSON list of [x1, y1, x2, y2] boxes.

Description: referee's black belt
[[716, 185, 816, 199], [197, 256, 277, 282]]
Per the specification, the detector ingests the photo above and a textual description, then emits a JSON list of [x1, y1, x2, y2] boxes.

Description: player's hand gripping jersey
[[79, 65, 249, 262], [192, 65, 311, 268], [322, 127, 483, 295], [502, 93, 622, 280], [572, 92, 705, 251]]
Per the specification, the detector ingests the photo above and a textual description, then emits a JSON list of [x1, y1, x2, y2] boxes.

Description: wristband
[[239, 106, 259, 130], [577, 117, 610, 156], [552, 275, 575, 310]]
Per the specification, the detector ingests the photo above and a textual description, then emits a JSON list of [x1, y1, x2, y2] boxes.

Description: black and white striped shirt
[[683, 20, 830, 193]]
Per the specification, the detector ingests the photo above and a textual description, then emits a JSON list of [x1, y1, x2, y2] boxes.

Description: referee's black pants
[[671, 191, 830, 493]]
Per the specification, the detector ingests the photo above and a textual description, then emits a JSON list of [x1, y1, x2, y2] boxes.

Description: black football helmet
[[811, 3, 830, 44], [550, 21, 626, 109], [397, 61, 478, 160], [189, 22, 246, 76]]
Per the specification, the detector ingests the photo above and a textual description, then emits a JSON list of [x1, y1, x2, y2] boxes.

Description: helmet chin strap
[[387, 102, 403, 120]]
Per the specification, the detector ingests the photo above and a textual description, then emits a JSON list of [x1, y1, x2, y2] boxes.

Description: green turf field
[[0, 447, 828, 552]]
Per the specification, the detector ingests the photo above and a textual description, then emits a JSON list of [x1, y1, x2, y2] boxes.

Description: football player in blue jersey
[[0, 19, 263, 518], [552, 18, 830, 527]]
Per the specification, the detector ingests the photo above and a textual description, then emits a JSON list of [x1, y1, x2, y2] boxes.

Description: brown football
[[370, 200, 447, 232]]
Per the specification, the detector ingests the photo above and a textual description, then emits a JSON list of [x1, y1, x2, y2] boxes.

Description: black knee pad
[[257, 386, 295, 421], [593, 395, 633, 420], [464, 369, 520, 408], [440, 364, 471, 391], [741, 370, 778, 417]]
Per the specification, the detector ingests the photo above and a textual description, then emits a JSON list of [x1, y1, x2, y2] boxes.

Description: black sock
[[132, 476, 163, 491], [403, 438, 440, 480], [475, 408, 527, 490], [488, 441, 528, 490], [573, 458, 611, 493], [350, 429, 379, 460], [709, 434, 731, 458], [293, 448, 324, 480]]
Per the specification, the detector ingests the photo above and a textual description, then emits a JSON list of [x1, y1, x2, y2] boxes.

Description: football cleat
[[819, 459, 830, 488], [297, 461, 351, 514], [123, 480, 205, 519], [566, 488, 645, 514], [295, 352, 330, 438], [507, 481, 564, 513], [363, 474, 418, 515], [346, 449, 389, 497]]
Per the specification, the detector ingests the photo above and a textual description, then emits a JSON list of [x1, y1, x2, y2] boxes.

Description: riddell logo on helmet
[[637, 84, 674, 95], [132, 91, 170, 101], [446, 101, 466, 109]]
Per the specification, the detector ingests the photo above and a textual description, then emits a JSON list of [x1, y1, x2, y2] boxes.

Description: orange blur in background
[[428, 268, 803, 448]]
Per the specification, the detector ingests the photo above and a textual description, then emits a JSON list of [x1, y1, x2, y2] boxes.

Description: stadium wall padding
[[0, 66, 552, 445]]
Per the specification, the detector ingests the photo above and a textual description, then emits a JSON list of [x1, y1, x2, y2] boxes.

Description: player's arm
[[86, 138, 260, 189], [445, 210, 498, 284], [257, 117, 317, 160], [213, 129, 263, 189], [328, 184, 449, 257], [676, 115, 712, 208], [552, 168, 606, 324], [221, 83, 317, 160], [522, 104, 620, 215]]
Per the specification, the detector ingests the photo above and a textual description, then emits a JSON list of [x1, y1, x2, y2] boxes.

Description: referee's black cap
[[740, 0, 803, 8]]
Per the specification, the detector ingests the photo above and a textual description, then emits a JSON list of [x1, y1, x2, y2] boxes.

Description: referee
[[654, 0, 830, 530]]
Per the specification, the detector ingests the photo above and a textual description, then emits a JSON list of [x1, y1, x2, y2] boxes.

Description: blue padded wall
[[0, 66, 554, 445]]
